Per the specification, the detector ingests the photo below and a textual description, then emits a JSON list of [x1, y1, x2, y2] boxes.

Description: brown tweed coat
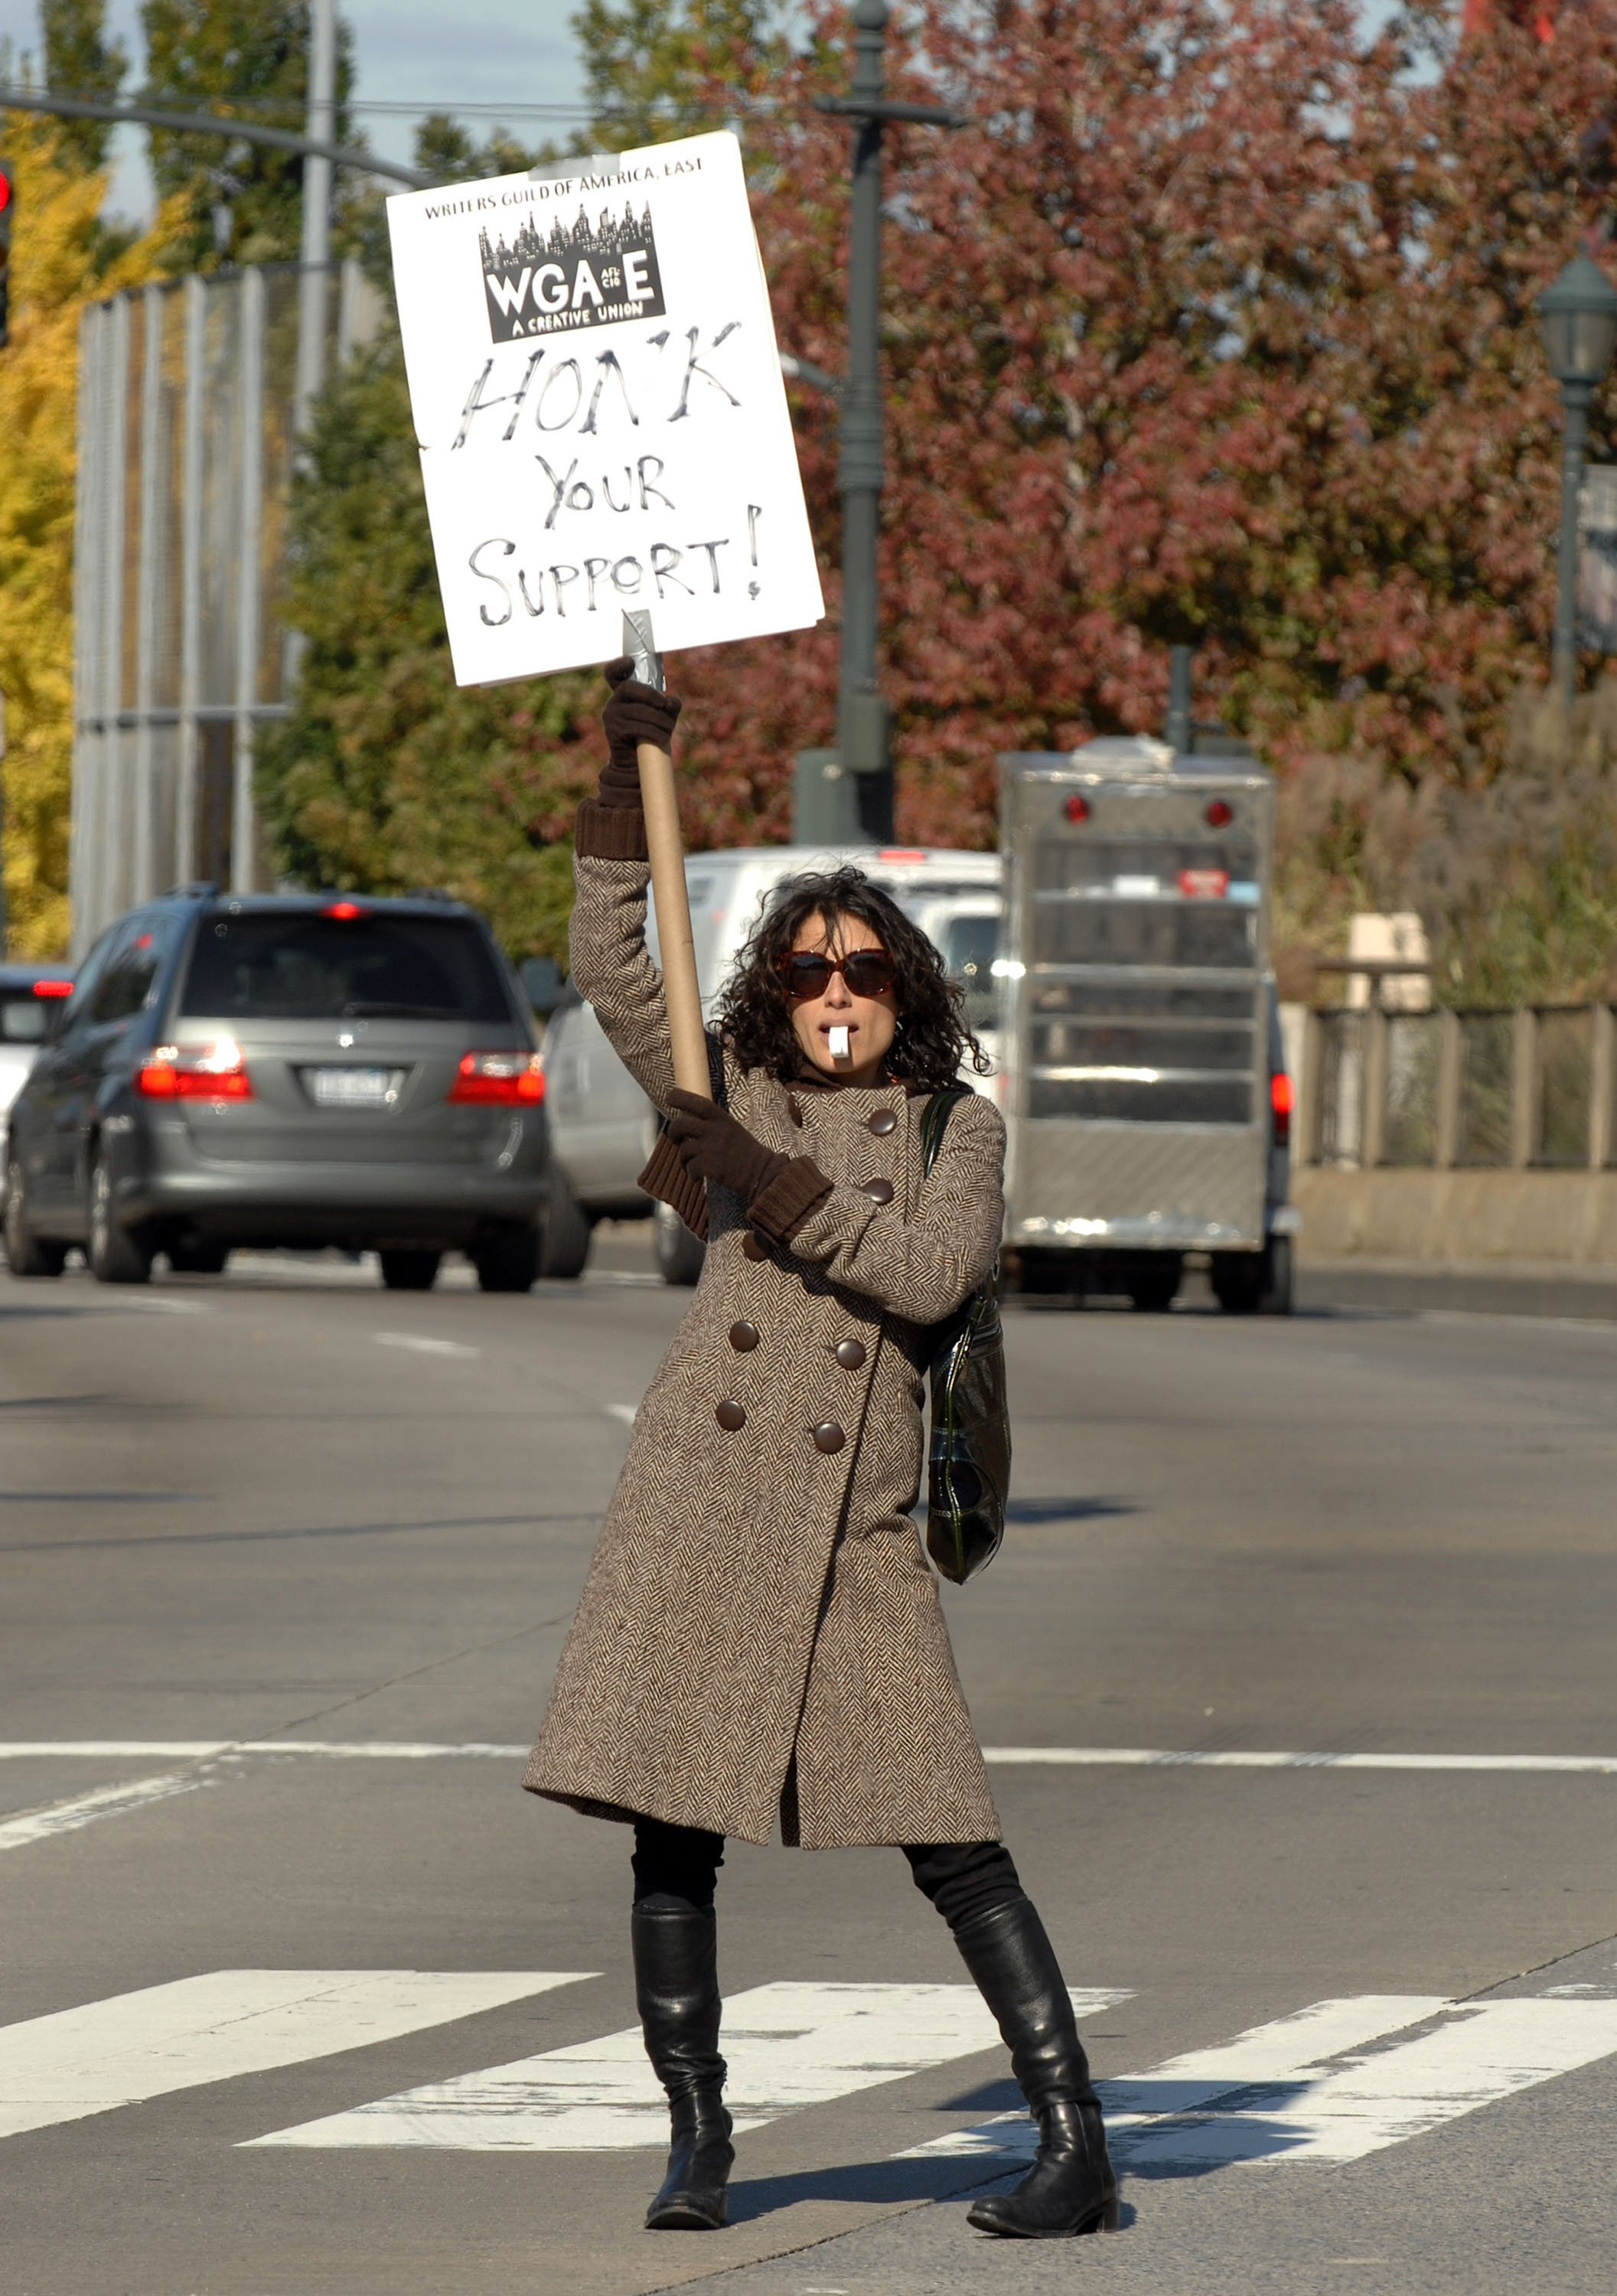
[[523, 846, 1005, 1848]]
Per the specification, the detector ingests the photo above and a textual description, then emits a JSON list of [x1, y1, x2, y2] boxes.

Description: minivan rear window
[[179, 912, 513, 1023], [1, 993, 51, 1043]]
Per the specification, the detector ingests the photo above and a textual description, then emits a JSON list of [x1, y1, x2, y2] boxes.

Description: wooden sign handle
[[637, 739, 710, 1099]]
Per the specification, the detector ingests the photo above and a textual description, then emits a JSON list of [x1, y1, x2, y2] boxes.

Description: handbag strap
[[918, 1083, 973, 1179]]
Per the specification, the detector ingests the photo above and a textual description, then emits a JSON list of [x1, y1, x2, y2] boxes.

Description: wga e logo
[[479, 202, 667, 341]]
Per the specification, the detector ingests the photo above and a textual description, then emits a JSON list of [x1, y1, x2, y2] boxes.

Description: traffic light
[[0, 156, 13, 350]]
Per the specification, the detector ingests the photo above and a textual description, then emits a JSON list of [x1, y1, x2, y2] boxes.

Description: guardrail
[[1296, 1004, 1617, 1173]]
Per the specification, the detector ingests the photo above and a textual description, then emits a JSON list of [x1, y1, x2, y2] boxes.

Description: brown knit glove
[[665, 1091, 833, 1240], [666, 1091, 786, 1199], [598, 657, 683, 807]]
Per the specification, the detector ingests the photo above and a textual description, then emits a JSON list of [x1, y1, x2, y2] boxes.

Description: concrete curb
[[1298, 1258, 1617, 1323]]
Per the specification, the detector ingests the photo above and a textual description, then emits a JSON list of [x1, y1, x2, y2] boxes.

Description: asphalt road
[[2, 1235, 1615, 2296]]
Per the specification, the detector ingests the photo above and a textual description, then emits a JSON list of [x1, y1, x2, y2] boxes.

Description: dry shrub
[[1275, 678, 1617, 1007]]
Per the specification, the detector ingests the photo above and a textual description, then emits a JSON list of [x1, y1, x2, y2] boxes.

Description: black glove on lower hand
[[665, 1090, 787, 1201], [598, 657, 683, 807]]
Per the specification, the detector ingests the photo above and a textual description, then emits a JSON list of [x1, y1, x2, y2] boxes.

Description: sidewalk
[[1298, 1256, 1617, 1322]]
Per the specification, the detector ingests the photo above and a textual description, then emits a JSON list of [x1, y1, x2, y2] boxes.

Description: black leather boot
[[632, 1900, 735, 2230], [951, 1896, 1118, 2239]]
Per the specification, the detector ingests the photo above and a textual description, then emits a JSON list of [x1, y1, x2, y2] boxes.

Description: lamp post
[[1536, 254, 1617, 713], [807, 2, 964, 840]]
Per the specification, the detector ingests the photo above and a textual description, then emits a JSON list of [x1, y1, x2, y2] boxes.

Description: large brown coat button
[[729, 1319, 760, 1352], [716, 1399, 747, 1431], [813, 1420, 846, 1453], [742, 1234, 768, 1261], [867, 1107, 898, 1136], [835, 1338, 866, 1371], [862, 1177, 895, 1204]]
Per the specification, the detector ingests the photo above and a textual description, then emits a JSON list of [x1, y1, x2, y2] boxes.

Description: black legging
[[631, 1815, 1024, 1933]]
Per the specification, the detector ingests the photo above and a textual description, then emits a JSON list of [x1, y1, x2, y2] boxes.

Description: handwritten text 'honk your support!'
[[451, 324, 770, 627]]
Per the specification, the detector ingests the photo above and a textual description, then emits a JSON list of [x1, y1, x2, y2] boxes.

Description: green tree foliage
[[139, 0, 355, 269], [40, 0, 126, 167], [570, 0, 789, 151], [255, 332, 598, 960]]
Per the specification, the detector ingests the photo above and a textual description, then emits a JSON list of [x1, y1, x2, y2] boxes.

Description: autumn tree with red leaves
[[261, 0, 1617, 957]]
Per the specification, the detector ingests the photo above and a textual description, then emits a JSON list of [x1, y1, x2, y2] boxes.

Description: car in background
[[2, 964, 75, 1109], [543, 845, 1003, 1283], [0, 966, 76, 1205], [3, 891, 554, 1291]]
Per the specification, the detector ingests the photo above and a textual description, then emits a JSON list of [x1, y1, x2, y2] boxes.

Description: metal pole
[[1165, 644, 1193, 753], [233, 269, 266, 894], [1553, 379, 1591, 716], [837, 0, 892, 840], [294, 0, 337, 442]]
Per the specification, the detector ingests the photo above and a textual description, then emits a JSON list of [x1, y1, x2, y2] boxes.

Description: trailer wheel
[[1212, 1237, 1293, 1316], [1129, 1256, 1182, 1313]]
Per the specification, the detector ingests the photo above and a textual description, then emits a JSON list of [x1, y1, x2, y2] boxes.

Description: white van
[[542, 845, 1002, 1281]]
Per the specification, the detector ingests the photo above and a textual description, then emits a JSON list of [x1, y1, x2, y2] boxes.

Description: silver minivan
[[5, 892, 551, 1290]]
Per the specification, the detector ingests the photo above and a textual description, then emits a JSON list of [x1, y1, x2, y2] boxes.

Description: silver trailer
[[999, 738, 1294, 1313]]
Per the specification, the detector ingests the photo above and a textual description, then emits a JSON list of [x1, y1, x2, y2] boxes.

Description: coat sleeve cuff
[[575, 797, 649, 862], [748, 1156, 834, 1244]]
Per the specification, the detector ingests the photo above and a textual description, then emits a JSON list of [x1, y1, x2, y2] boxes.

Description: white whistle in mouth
[[828, 1026, 852, 1065]]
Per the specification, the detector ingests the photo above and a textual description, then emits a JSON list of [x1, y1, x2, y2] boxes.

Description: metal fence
[[1302, 1004, 1617, 1172], [70, 259, 383, 954]]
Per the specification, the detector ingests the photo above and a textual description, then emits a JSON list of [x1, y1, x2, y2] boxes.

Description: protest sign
[[386, 132, 826, 685]]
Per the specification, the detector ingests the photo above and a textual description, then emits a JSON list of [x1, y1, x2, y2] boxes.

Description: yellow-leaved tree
[[0, 113, 170, 956]]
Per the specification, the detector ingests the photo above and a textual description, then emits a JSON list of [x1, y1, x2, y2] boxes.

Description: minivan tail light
[[1270, 1071, 1293, 1146], [448, 1050, 545, 1106], [31, 979, 73, 998], [137, 1039, 254, 1101]]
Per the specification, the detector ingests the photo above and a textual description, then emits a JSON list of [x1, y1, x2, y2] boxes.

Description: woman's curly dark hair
[[716, 866, 989, 1091]]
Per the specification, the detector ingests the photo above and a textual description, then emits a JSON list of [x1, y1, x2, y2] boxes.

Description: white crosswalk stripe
[[906, 1994, 1617, 2167], [0, 1972, 591, 2142], [247, 1982, 1130, 2151], [8, 1974, 1616, 2170]]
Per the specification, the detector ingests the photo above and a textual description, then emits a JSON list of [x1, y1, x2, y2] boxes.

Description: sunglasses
[[778, 948, 898, 1001]]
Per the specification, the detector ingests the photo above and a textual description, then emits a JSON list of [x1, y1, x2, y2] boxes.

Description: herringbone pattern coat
[[523, 853, 1005, 1848]]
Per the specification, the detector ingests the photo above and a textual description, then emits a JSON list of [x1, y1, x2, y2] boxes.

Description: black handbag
[[918, 1086, 1011, 1585]]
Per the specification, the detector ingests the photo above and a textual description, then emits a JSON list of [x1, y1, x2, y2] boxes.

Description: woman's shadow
[[723, 2077, 1139, 2229]]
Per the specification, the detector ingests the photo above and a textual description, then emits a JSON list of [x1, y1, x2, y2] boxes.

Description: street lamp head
[[1537, 254, 1617, 390]]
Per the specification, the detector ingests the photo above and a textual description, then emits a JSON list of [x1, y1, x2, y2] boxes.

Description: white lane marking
[[985, 1749, 1617, 1775], [11, 1743, 1617, 1774], [373, 1333, 480, 1359], [0, 1742, 532, 1761], [1121, 1998, 1617, 2168], [0, 1971, 592, 2143], [248, 1981, 1130, 2151], [0, 1770, 204, 1854], [905, 1995, 1450, 2163], [99, 1294, 209, 1314], [604, 1404, 637, 1426], [0, 1743, 233, 1760]]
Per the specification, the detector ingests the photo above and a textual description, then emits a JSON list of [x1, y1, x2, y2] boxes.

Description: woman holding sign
[[525, 666, 1115, 2242]]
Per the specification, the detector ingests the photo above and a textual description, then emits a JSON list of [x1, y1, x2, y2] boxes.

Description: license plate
[[308, 1066, 396, 1109]]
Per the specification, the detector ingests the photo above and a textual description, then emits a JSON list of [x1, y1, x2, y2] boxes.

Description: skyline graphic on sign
[[478, 203, 667, 341]]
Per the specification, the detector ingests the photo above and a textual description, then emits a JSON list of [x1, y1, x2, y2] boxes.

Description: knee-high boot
[[632, 1900, 735, 2230], [950, 1896, 1117, 2238]]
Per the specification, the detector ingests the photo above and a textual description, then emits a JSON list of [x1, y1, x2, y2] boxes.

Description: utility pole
[[804, 3, 964, 843], [293, 0, 338, 440]]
